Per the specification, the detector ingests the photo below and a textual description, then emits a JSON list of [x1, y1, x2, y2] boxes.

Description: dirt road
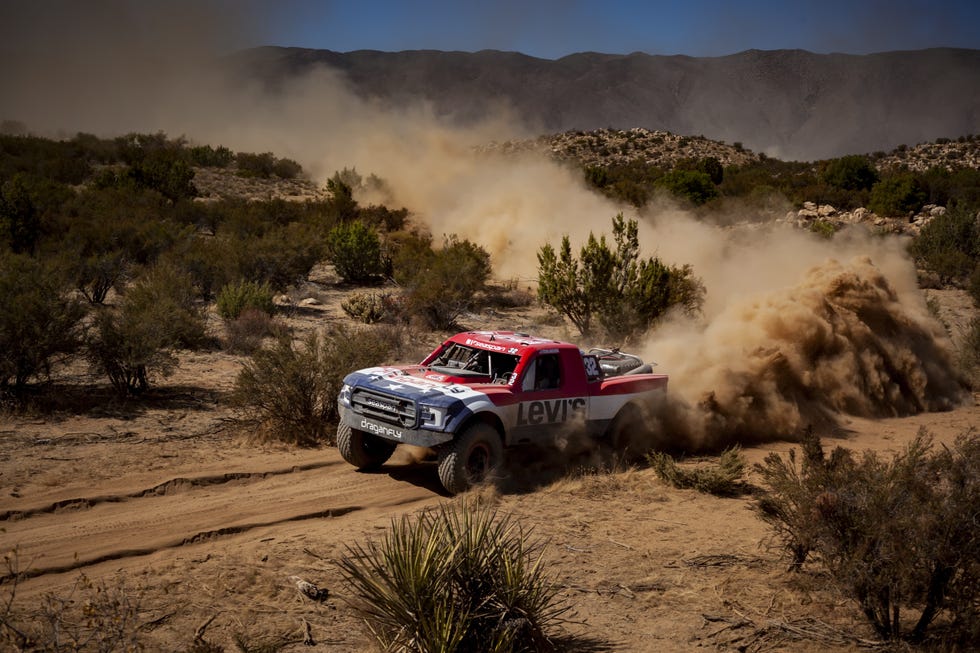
[[2, 395, 977, 651]]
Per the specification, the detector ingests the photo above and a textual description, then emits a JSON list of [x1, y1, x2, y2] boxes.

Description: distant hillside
[[478, 129, 980, 172], [231, 47, 980, 161]]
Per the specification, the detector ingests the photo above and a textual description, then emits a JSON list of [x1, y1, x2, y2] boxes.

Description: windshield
[[428, 343, 520, 382]]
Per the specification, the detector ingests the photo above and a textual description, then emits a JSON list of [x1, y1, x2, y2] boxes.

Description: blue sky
[[258, 0, 980, 59]]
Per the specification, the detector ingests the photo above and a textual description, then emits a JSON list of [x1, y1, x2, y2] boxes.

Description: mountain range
[[233, 46, 980, 161]]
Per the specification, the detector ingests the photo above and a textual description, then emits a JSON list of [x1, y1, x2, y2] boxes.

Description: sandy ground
[[1, 290, 977, 652]]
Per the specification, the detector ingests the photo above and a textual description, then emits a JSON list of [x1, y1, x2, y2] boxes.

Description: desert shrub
[[235, 151, 277, 178], [755, 429, 980, 642], [53, 186, 195, 302], [128, 151, 197, 202], [339, 499, 569, 652], [237, 223, 323, 290], [537, 214, 704, 340], [325, 220, 385, 283], [482, 279, 536, 309], [272, 157, 303, 179], [655, 169, 718, 205], [0, 173, 40, 254], [1, 556, 145, 652], [400, 235, 492, 330], [223, 308, 283, 355], [230, 324, 395, 445], [869, 174, 928, 217], [648, 447, 749, 497], [821, 155, 879, 191], [188, 144, 234, 167], [962, 317, 980, 385], [969, 265, 980, 305], [809, 219, 837, 239], [341, 290, 391, 324], [0, 252, 87, 391], [910, 204, 980, 283], [359, 204, 408, 232], [87, 265, 206, 395], [216, 279, 276, 320]]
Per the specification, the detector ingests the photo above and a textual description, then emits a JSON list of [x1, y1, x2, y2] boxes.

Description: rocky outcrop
[[781, 201, 948, 237]]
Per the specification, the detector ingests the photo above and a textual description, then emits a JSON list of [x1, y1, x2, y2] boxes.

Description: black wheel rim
[[465, 443, 490, 479]]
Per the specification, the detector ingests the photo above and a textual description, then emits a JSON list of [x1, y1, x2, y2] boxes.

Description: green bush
[[0, 253, 87, 391], [655, 169, 718, 205], [809, 219, 837, 239], [869, 174, 928, 217], [216, 280, 276, 320], [87, 265, 206, 395], [910, 204, 980, 283], [648, 447, 749, 497], [325, 220, 385, 283], [0, 173, 40, 254], [339, 500, 569, 652], [188, 144, 234, 168], [230, 324, 395, 445], [755, 429, 980, 643], [399, 235, 492, 330], [821, 155, 879, 191], [537, 214, 704, 340], [235, 151, 277, 178]]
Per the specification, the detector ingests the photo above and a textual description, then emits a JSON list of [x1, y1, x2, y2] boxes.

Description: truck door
[[511, 350, 589, 444]]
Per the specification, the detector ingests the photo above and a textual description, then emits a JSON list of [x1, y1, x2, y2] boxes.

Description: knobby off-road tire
[[605, 403, 649, 464], [437, 422, 503, 495], [337, 422, 397, 470]]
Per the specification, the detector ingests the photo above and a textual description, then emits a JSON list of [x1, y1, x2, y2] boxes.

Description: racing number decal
[[583, 355, 600, 380], [516, 397, 586, 426]]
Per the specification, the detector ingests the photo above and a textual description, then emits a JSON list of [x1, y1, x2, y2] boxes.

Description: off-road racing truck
[[336, 330, 667, 494]]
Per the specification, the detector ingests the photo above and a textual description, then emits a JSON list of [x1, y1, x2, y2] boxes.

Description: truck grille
[[350, 388, 418, 428]]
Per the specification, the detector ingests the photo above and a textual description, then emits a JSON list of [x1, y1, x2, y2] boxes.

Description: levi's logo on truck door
[[516, 398, 586, 425]]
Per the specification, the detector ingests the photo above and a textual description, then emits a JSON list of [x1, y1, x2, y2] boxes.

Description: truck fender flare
[[454, 409, 505, 446]]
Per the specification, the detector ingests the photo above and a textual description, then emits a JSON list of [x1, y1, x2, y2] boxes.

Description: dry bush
[[341, 290, 392, 324], [648, 446, 749, 497], [230, 324, 397, 446], [481, 279, 536, 310], [223, 308, 286, 355], [338, 499, 569, 652], [2, 551, 146, 652], [87, 264, 206, 396], [755, 428, 980, 644]]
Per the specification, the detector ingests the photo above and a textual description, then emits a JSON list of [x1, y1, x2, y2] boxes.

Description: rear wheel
[[437, 422, 503, 495], [337, 422, 397, 470], [605, 403, 649, 464]]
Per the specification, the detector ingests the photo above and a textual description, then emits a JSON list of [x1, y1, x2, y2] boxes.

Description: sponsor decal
[[516, 398, 586, 426], [363, 397, 398, 412], [464, 338, 509, 352], [360, 419, 404, 439]]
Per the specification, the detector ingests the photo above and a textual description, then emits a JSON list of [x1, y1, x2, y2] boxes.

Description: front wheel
[[337, 422, 397, 470], [437, 423, 503, 495]]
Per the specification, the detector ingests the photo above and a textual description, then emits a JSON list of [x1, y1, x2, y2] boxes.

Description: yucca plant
[[338, 500, 568, 652]]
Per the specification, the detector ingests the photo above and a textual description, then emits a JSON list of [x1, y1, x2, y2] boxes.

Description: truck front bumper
[[339, 407, 455, 448]]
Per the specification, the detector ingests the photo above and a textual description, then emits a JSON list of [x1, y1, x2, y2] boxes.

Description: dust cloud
[[636, 224, 971, 450], [1, 3, 969, 453]]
